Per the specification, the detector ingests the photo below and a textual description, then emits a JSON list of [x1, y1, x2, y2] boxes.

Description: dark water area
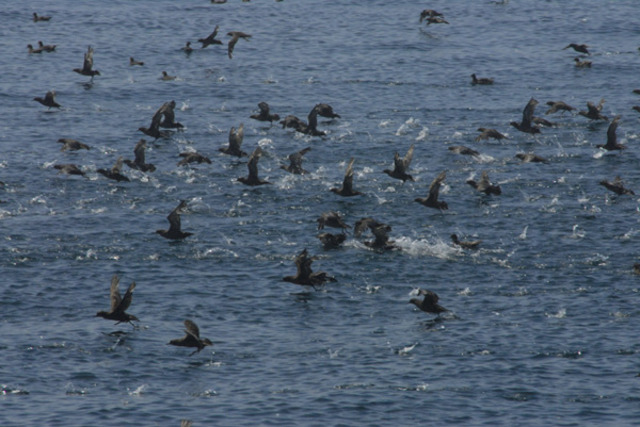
[[2, 1, 640, 425]]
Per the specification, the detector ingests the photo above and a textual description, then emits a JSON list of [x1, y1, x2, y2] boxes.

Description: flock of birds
[[25, 5, 640, 358]]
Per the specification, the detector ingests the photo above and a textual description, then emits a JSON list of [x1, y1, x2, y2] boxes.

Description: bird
[[510, 98, 541, 134], [409, 289, 448, 316], [317, 211, 349, 231], [37, 41, 56, 52], [124, 139, 156, 172], [33, 13, 51, 22], [564, 43, 590, 55], [96, 275, 139, 325], [156, 200, 192, 240], [632, 106, 640, 114], [160, 71, 176, 81], [168, 320, 212, 356], [448, 145, 480, 156], [57, 138, 90, 151], [596, 116, 624, 151], [304, 106, 326, 136], [574, 57, 592, 68], [283, 248, 335, 290], [158, 100, 184, 129], [451, 234, 481, 249], [579, 99, 608, 121], [129, 57, 144, 66], [354, 217, 386, 237], [139, 102, 173, 139], [250, 102, 280, 123], [219, 124, 247, 157], [317, 232, 346, 250], [415, 171, 448, 210], [97, 157, 130, 182], [471, 74, 494, 85], [227, 31, 251, 59], [54, 164, 85, 177], [467, 171, 501, 195], [599, 176, 634, 195], [280, 115, 307, 132], [181, 41, 194, 53], [330, 158, 363, 196], [33, 91, 60, 109], [545, 101, 575, 115], [475, 128, 507, 141], [419, 9, 444, 22], [238, 147, 270, 186], [178, 152, 212, 166], [362, 223, 397, 251], [198, 26, 222, 48], [27, 44, 43, 54], [281, 147, 311, 175], [73, 45, 100, 78], [314, 103, 341, 119], [383, 144, 415, 182], [426, 16, 449, 25], [515, 153, 547, 163]]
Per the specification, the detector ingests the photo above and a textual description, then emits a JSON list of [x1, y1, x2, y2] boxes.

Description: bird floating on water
[[129, 57, 144, 66], [250, 102, 280, 124], [38, 41, 56, 52], [471, 74, 494, 85], [515, 153, 547, 163], [27, 44, 43, 54], [54, 164, 85, 177], [178, 152, 212, 166], [574, 57, 591, 68], [449, 145, 480, 156], [96, 275, 139, 325], [33, 13, 51, 22]]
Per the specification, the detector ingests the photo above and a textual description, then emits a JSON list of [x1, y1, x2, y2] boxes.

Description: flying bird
[[467, 171, 501, 195], [563, 43, 590, 55], [237, 147, 270, 186], [383, 144, 415, 182], [73, 45, 100, 78], [578, 99, 608, 121], [409, 289, 448, 316], [168, 320, 213, 356], [451, 234, 481, 249], [250, 102, 280, 123], [596, 116, 624, 151], [95, 275, 139, 325], [599, 176, 634, 195], [57, 138, 89, 151], [510, 98, 541, 134], [124, 139, 156, 172], [330, 158, 363, 196], [283, 248, 335, 290], [156, 200, 193, 240], [198, 25, 222, 48], [219, 124, 247, 157], [227, 31, 251, 59], [97, 157, 130, 182], [33, 90, 60, 109], [317, 211, 349, 231], [415, 171, 448, 210], [475, 128, 507, 141], [281, 147, 311, 175]]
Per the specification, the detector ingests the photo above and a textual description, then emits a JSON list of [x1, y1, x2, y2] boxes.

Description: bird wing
[[521, 98, 538, 128], [211, 25, 219, 39], [354, 217, 377, 237], [289, 147, 310, 170], [109, 274, 122, 312], [247, 147, 262, 180], [232, 123, 244, 150], [258, 102, 269, 115], [228, 34, 239, 59], [184, 319, 201, 339], [342, 158, 355, 192], [112, 156, 124, 174], [168, 200, 187, 234], [418, 289, 439, 304], [162, 100, 177, 125], [307, 107, 319, 130], [150, 103, 166, 133], [118, 281, 136, 312], [428, 170, 446, 201], [133, 139, 147, 164], [45, 91, 56, 104], [402, 144, 415, 170], [606, 115, 620, 146], [83, 46, 94, 73]]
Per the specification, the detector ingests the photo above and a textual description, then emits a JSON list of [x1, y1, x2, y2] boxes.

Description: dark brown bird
[[156, 200, 193, 240], [383, 144, 415, 182], [574, 57, 591, 68], [27, 44, 43, 54], [33, 12, 51, 22], [250, 102, 280, 123], [314, 103, 341, 119], [160, 71, 176, 81], [305, 106, 326, 136], [129, 57, 144, 66], [363, 223, 397, 251], [449, 145, 480, 156], [419, 9, 443, 22], [632, 106, 640, 114], [178, 152, 212, 166], [545, 101, 575, 115], [282, 248, 335, 290], [354, 217, 385, 237], [73, 45, 100, 78], [510, 98, 541, 134], [564, 43, 590, 55], [579, 99, 608, 121], [38, 41, 56, 52], [57, 138, 89, 151], [280, 115, 307, 132], [317, 211, 349, 231], [95, 275, 139, 325], [426, 16, 449, 25], [238, 147, 270, 186], [97, 157, 130, 182], [415, 171, 448, 210], [599, 176, 634, 195], [596, 116, 624, 151], [471, 74, 493, 85], [475, 128, 507, 141], [124, 139, 155, 172], [330, 158, 363, 196], [227, 31, 251, 59], [317, 232, 346, 250], [409, 289, 448, 316], [281, 147, 311, 175], [139, 102, 173, 139], [515, 153, 547, 163], [34, 90, 60, 109], [54, 164, 85, 177], [168, 320, 213, 356], [219, 124, 247, 157], [198, 25, 223, 48], [467, 171, 501, 195], [181, 41, 194, 54], [158, 100, 183, 129], [451, 233, 481, 249]]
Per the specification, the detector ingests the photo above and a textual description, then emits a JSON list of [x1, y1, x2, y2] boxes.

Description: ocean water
[[2, 0, 640, 425]]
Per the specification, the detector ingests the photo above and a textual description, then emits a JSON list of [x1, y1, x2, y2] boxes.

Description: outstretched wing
[[427, 170, 446, 202], [168, 200, 187, 234], [184, 319, 201, 339], [247, 147, 263, 180], [342, 158, 355, 193], [83, 46, 94, 73], [118, 281, 136, 312], [109, 275, 122, 312]]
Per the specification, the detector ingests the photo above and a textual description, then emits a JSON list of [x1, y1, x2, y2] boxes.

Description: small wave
[[394, 236, 459, 259], [545, 308, 567, 318]]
